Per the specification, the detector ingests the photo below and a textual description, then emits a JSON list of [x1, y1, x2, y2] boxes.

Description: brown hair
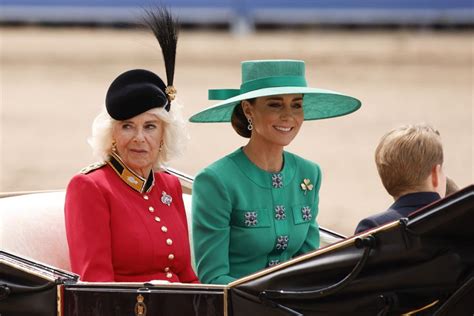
[[231, 98, 256, 138], [375, 123, 444, 198]]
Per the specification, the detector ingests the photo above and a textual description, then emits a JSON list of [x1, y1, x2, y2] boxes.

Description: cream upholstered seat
[[0, 191, 195, 272], [0, 190, 339, 273], [0, 191, 70, 270]]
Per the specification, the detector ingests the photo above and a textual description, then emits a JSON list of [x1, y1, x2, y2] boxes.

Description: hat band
[[209, 89, 240, 100], [240, 76, 307, 94], [208, 76, 308, 101]]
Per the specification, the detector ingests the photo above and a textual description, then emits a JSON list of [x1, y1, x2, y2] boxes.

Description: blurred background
[[1, 0, 473, 235]]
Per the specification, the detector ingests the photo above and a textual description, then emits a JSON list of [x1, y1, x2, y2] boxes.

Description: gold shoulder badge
[[80, 162, 106, 174]]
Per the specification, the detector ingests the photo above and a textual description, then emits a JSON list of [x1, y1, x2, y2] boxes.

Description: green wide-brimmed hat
[[189, 59, 361, 123]]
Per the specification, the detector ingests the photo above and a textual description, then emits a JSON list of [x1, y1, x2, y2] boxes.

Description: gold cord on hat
[[165, 86, 177, 101]]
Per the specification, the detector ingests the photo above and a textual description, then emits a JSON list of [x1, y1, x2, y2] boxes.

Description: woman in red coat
[[65, 9, 198, 283]]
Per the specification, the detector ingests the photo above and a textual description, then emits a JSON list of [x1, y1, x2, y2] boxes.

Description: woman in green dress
[[189, 60, 361, 284]]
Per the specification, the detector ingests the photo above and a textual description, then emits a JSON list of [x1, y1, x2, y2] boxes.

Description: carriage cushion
[[0, 191, 335, 274], [0, 191, 195, 272]]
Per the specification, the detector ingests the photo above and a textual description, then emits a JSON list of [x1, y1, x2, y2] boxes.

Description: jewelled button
[[301, 206, 312, 221], [274, 205, 286, 220], [143, 195, 149, 200], [161, 226, 168, 232], [244, 212, 258, 226], [166, 238, 173, 245], [276, 235, 289, 251], [166, 272, 172, 279], [272, 173, 283, 188], [164, 267, 170, 272], [168, 254, 174, 260], [154, 216, 161, 222], [148, 206, 154, 212]]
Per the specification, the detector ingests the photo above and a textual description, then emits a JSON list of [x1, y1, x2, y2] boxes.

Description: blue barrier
[[2, 0, 472, 8], [1, 0, 473, 27]]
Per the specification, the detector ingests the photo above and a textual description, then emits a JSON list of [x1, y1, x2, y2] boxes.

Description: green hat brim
[[189, 87, 361, 123]]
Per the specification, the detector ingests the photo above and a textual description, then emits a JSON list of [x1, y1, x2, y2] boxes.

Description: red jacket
[[65, 162, 199, 283]]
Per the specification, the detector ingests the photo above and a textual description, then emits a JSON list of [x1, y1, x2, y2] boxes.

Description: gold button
[[166, 238, 173, 246], [154, 216, 161, 222], [164, 267, 170, 272], [148, 206, 154, 212], [144, 195, 149, 200], [166, 272, 172, 279], [161, 226, 168, 232], [168, 254, 174, 260]]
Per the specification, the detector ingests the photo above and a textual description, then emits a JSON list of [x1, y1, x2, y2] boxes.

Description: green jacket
[[192, 148, 322, 284]]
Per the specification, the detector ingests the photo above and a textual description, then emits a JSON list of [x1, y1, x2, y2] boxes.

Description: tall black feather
[[143, 7, 179, 87]]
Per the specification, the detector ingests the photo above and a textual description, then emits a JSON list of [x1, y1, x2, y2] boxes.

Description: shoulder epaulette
[[79, 161, 107, 174]]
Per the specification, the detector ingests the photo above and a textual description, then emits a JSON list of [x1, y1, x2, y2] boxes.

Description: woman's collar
[[107, 152, 155, 193], [229, 147, 296, 188]]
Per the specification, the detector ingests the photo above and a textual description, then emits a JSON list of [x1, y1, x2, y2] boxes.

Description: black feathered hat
[[105, 7, 179, 120]]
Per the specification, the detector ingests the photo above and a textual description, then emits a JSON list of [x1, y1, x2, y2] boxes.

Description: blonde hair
[[88, 101, 188, 170], [375, 123, 443, 198]]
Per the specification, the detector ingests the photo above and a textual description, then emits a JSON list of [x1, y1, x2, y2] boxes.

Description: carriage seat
[[0, 190, 339, 274], [0, 191, 195, 272]]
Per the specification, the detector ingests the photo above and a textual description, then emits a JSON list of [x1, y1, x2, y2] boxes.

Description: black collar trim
[[107, 152, 154, 193]]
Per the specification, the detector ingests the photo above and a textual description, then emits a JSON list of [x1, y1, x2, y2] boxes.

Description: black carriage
[[1, 183, 473, 315]]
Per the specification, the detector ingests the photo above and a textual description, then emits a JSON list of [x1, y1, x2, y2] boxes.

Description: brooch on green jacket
[[300, 178, 314, 195]]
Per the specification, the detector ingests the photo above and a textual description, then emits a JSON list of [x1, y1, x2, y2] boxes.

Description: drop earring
[[247, 118, 253, 131], [159, 141, 164, 152], [112, 141, 117, 152]]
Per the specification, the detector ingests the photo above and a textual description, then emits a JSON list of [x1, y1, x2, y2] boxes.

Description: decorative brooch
[[134, 294, 147, 316], [161, 191, 172, 206], [127, 176, 139, 185], [165, 86, 177, 101], [300, 178, 314, 195]]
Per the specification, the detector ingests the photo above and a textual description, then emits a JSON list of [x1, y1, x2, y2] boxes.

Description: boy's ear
[[431, 164, 441, 189]]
